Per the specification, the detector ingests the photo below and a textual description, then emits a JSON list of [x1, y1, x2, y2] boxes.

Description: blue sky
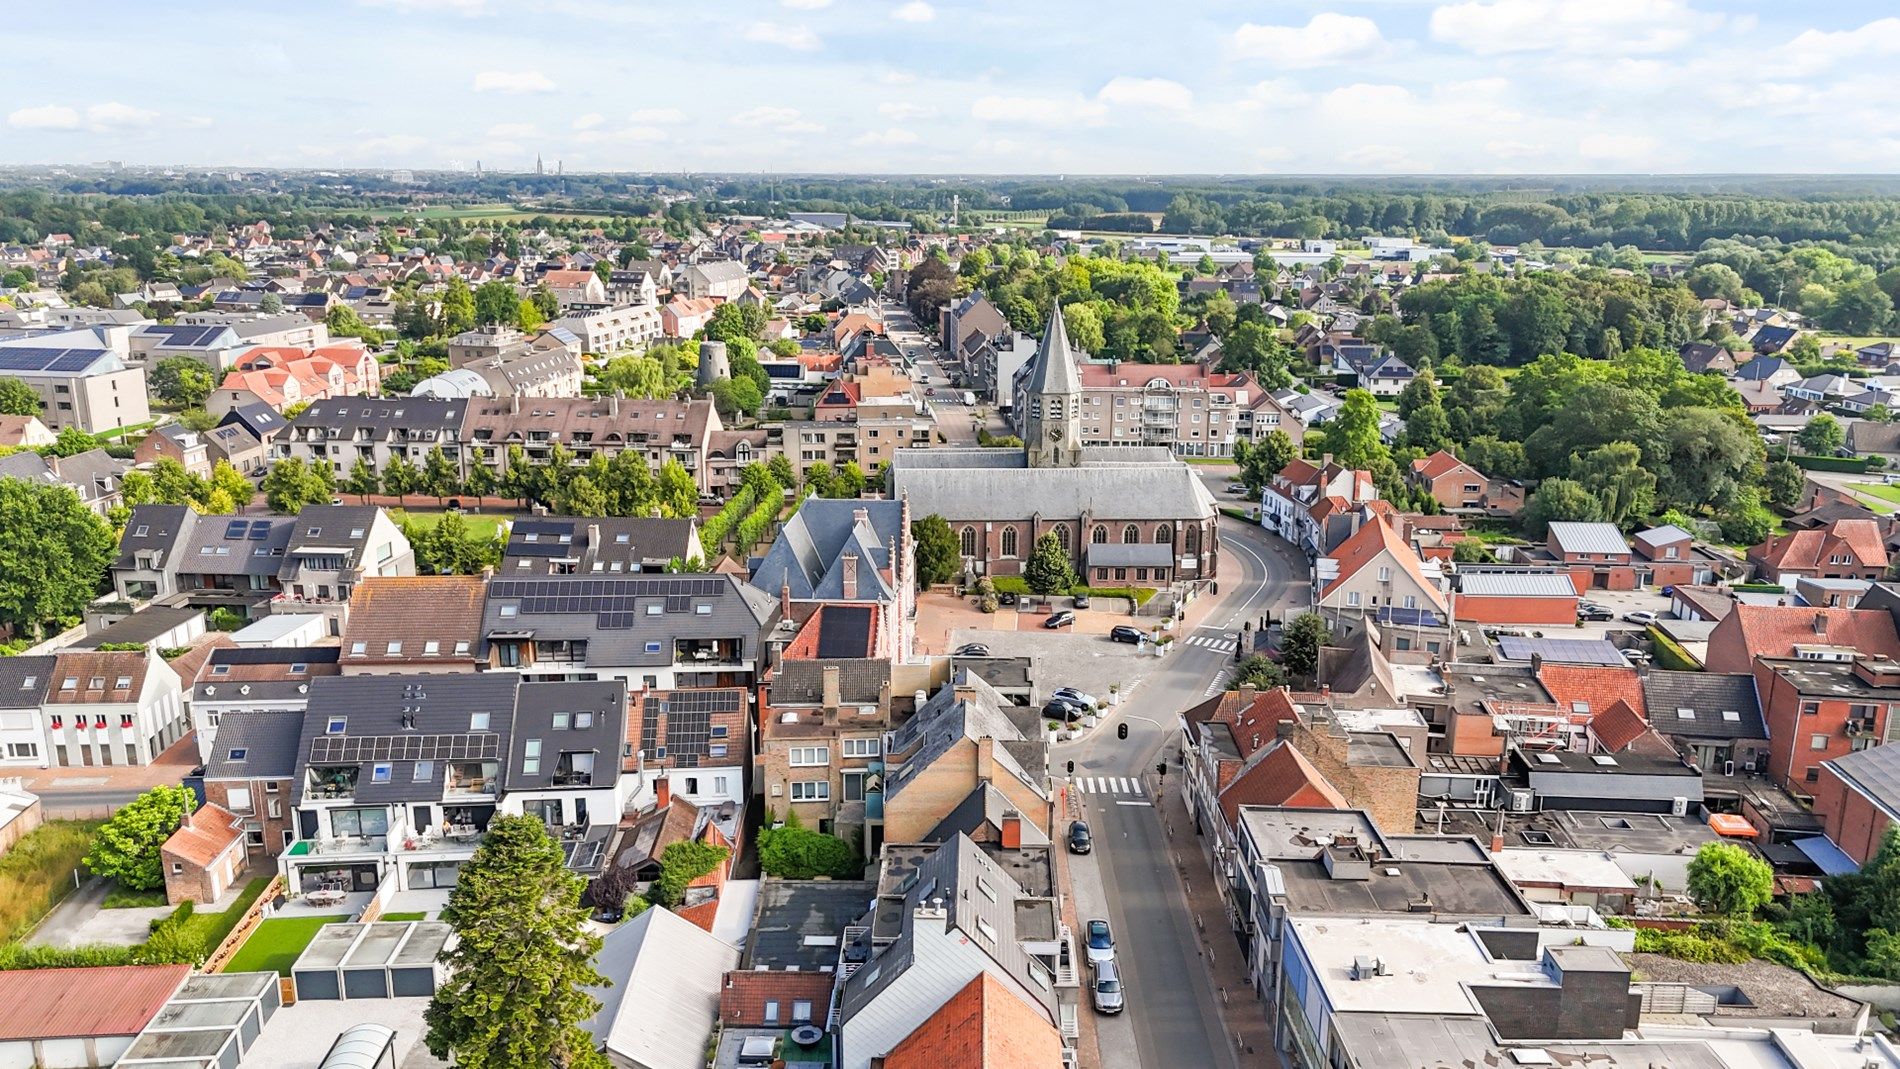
[[6, 1, 1900, 174]]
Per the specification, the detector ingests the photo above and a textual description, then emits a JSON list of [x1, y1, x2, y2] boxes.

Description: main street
[[1059, 515, 1307, 1069]]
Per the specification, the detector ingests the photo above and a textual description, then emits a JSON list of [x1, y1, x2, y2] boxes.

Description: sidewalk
[[1052, 786, 1106, 1069], [18, 733, 201, 812], [1152, 770, 1276, 1068]]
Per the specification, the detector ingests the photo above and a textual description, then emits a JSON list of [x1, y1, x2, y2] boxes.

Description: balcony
[[445, 761, 499, 798], [551, 753, 598, 788], [306, 766, 358, 800], [675, 639, 744, 666]]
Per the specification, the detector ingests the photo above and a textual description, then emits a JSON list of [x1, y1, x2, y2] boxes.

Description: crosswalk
[[1203, 669, 1231, 697], [1184, 632, 1238, 654], [1069, 776, 1146, 798]]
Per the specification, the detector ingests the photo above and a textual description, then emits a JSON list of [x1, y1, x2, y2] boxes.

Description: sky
[[5, 1, 1900, 175]]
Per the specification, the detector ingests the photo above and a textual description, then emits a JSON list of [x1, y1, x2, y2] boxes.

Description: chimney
[[1530, 652, 1543, 673], [842, 552, 859, 600], [1000, 813, 1022, 850], [780, 583, 792, 621], [180, 806, 193, 830], [609, 392, 620, 417], [853, 507, 869, 527], [1322, 452, 1334, 469], [1275, 719, 1296, 741], [976, 736, 996, 785], [1238, 683, 1258, 703], [511, 392, 521, 415], [1490, 832, 1505, 854], [822, 664, 842, 711], [587, 523, 600, 551], [655, 777, 672, 811]]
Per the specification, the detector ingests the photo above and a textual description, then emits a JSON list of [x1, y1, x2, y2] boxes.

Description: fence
[[354, 869, 399, 924], [202, 874, 284, 974]]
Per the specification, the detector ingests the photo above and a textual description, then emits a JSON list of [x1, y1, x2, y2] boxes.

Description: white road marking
[[1222, 532, 1276, 628], [1115, 800, 1154, 807]]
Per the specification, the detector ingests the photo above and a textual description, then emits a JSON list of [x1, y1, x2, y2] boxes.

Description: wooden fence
[[202, 874, 284, 974]]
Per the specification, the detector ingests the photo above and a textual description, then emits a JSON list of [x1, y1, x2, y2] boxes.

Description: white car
[[1623, 610, 1660, 626], [1053, 687, 1099, 710]]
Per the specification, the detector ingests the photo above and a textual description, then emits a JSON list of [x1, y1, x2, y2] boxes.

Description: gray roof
[[77, 605, 201, 647], [503, 680, 627, 792], [0, 655, 55, 709], [179, 513, 293, 576], [751, 498, 902, 602], [769, 658, 891, 706], [1545, 521, 1629, 556], [0, 450, 55, 486], [285, 505, 383, 556], [583, 906, 740, 1069], [1455, 569, 1579, 598], [1019, 306, 1081, 397], [115, 505, 196, 569], [1641, 670, 1767, 742], [747, 879, 876, 970], [481, 573, 776, 667], [503, 517, 700, 575], [1633, 524, 1693, 549], [885, 677, 1046, 803], [1822, 743, 1900, 821], [927, 782, 1053, 847], [293, 674, 522, 805], [206, 711, 308, 779], [890, 448, 1216, 522]]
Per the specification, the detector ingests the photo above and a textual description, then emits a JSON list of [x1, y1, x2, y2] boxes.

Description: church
[[888, 310, 1220, 588]]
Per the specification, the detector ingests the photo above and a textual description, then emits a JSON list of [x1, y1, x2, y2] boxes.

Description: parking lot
[[948, 624, 1167, 714]]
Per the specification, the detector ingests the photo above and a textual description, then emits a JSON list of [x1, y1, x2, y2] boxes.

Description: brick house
[[1749, 519, 1889, 588], [876, 676, 1047, 853], [160, 803, 248, 905], [1407, 449, 1523, 516], [1812, 743, 1900, 867], [1703, 604, 1900, 675], [1316, 514, 1447, 626], [759, 656, 893, 839], [1545, 521, 1632, 567], [1753, 655, 1900, 794], [199, 711, 304, 858]]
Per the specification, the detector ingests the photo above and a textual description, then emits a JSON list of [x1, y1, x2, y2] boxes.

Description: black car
[[953, 643, 991, 657], [1046, 692, 1090, 717], [1109, 625, 1144, 645], [1044, 610, 1075, 629], [1575, 603, 1613, 622], [1068, 820, 1092, 855]]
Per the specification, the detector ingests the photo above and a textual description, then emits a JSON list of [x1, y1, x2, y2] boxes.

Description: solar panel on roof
[[248, 520, 272, 540], [224, 520, 249, 539]]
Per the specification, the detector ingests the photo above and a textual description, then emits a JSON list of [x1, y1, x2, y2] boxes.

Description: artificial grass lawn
[[177, 878, 273, 951], [223, 915, 349, 975]]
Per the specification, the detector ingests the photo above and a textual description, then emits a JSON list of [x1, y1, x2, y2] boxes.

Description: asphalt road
[[1059, 516, 1307, 1069]]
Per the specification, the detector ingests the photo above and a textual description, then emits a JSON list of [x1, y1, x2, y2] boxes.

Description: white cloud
[[1096, 76, 1193, 111], [730, 106, 824, 133], [1430, 0, 1721, 55], [487, 122, 540, 138], [1230, 14, 1388, 68], [744, 22, 821, 51], [892, 1, 935, 23], [83, 102, 160, 132], [781, 0, 831, 7], [879, 70, 917, 86], [182, 115, 214, 129], [7, 105, 80, 130], [575, 126, 669, 145], [878, 102, 936, 121], [471, 70, 557, 94], [1783, 17, 1900, 75], [572, 113, 604, 130], [628, 107, 687, 124], [1338, 144, 1425, 171], [854, 127, 919, 146], [971, 94, 1107, 127]]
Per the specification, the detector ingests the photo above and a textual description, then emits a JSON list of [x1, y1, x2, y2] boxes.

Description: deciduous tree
[[1687, 842, 1774, 917], [912, 515, 960, 588], [1024, 531, 1075, 596], [83, 785, 195, 892]]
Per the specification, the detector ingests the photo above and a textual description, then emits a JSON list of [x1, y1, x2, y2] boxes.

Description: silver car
[[1092, 959, 1125, 1015]]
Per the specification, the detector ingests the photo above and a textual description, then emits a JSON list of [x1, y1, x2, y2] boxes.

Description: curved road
[[1059, 514, 1306, 1069]]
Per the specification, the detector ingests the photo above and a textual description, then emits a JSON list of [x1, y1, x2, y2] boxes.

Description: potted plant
[[1108, 683, 1121, 707]]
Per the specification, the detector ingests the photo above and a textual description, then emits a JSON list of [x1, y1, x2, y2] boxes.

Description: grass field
[[380, 912, 427, 922], [178, 878, 272, 952], [223, 915, 349, 975], [1849, 483, 1900, 513], [0, 820, 100, 944], [388, 508, 508, 543]]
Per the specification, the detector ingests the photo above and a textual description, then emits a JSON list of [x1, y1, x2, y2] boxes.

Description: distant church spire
[[1022, 306, 1083, 468]]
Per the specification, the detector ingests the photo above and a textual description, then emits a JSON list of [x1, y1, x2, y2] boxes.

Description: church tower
[[1022, 306, 1083, 469]]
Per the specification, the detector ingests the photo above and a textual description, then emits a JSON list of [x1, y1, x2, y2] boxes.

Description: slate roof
[[115, 505, 196, 569], [884, 677, 1046, 804], [1019, 305, 1080, 396], [1641, 670, 1768, 742], [889, 448, 1216, 522], [204, 711, 308, 779], [292, 674, 521, 805], [504, 680, 627, 792], [751, 498, 902, 602], [502, 517, 700, 575], [480, 573, 775, 667], [1822, 744, 1900, 821], [0, 655, 55, 709]]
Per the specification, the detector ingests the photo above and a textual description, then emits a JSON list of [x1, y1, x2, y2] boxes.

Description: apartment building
[[1033, 359, 1302, 458], [552, 305, 664, 354], [189, 646, 341, 761], [44, 650, 187, 768], [0, 345, 149, 433]]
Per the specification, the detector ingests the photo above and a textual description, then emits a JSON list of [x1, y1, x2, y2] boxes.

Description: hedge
[[1647, 625, 1701, 671], [983, 576, 1157, 605], [1730, 582, 1786, 594], [1790, 454, 1874, 473]]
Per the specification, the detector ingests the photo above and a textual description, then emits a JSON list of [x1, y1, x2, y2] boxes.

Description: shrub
[[652, 840, 730, 907], [1647, 626, 1700, 671], [758, 825, 862, 880]]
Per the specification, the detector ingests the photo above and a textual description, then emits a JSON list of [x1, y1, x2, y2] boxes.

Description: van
[[961, 391, 976, 406]]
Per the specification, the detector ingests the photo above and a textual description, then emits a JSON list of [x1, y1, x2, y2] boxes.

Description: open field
[[388, 508, 508, 543], [372, 204, 625, 224], [0, 820, 100, 944]]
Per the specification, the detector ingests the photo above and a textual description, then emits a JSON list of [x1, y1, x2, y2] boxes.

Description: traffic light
[[1117, 722, 1129, 740], [1066, 760, 1075, 775]]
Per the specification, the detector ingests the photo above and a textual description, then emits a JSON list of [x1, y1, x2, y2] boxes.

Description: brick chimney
[[976, 736, 996, 785], [1813, 612, 1829, 637], [655, 777, 672, 811], [822, 664, 841, 712], [780, 583, 792, 621], [842, 552, 859, 600], [1000, 812, 1022, 849]]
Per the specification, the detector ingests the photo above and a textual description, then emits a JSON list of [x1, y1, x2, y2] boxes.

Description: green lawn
[[223, 914, 349, 975], [1848, 483, 1900, 512], [178, 878, 272, 952], [380, 912, 426, 921], [388, 508, 507, 543]]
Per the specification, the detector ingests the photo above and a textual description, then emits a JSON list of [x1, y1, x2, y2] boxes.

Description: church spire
[[1024, 305, 1082, 397], [1022, 304, 1083, 469]]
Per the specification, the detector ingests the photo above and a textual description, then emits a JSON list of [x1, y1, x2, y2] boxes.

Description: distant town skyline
[[5, 1, 1899, 174]]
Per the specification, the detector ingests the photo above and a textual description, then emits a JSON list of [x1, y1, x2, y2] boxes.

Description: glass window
[[414, 760, 434, 781], [372, 763, 392, 783]]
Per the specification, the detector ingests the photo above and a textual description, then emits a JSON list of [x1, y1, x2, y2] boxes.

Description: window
[[790, 781, 830, 801], [644, 641, 662, 653], [5, 743, 35, 759], [470, 712, 490, 731], [553, 712, 570, 730], [711, 724, 729, 739], [227, 748, 248, 762], [414, 760, 434, 781], [1812, 734, 1830, 751], [842, 737, 880, 758], [1000, 526, 1018, 557], [268, 798, 281, 818], [524, 739, 542, 775], [1347, 591, 1362, 606], [385, 641, 402, 655], [1155, 523, 1172, 544], [454, 641, 471, 655], [1052, 524, 1069, 550], [576, 711, 593, 729], [372, 763, 392, 783], [350, 641, 368, 655], [959, 526, 977, 556], [1800, 700, 1821, 716], [792, 1000, 814, 1024], [763, 1001, 780, 1025], [1092, 525, 1108, 544], [423, 640, 440, 655], [1377, 566, 1391, 582], [172, 862, 183, 875], [1185, 525, 1200, 553], [326, 717, 347, 734], [1122, 524, 1140, 544], [228, 787, 252, 812], [789, 746, 829, 767]]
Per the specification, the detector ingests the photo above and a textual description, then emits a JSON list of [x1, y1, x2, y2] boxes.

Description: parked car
[[1092, 959, 1125, 1015], [1072, 593, 1091, 609], [953, 643, 991, 657], [1575, 602, 1613, 622], [1046, 693, 1091, 717], [1043, 700, 1083, 723], [1230, 485, 1252, 497], [1109, 625, 1144, 645], [1053, 687, 1099, 710], [1085, 919, 1115, 965], [591, 905, 625, 924], [1044, 610, 1075, 629], [1623, 610, 1660, 626], [1068, 820, 1092, 855]]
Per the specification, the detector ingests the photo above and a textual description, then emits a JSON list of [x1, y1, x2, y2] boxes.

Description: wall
[[1454, 595, 1578, 626], [1812, 765, 1891, 867]]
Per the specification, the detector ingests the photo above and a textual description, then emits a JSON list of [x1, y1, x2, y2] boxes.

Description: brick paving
[[19, 732, 200, 810], [1151, 769, 1277, 1068]]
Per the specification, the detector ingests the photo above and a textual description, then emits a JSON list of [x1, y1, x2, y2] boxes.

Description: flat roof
[[1287, 918, 1545, 1016], [1623, 954, 1864, 1022], [1495, 636, 1628, 667], [1493, 848, 1639, 894], [1348, 732, 1417, 769]]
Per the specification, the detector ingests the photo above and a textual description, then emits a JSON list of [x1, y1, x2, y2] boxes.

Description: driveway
[[26, 878, 169, 948]]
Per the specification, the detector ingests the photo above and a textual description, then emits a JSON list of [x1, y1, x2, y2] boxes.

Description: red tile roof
[[1320, 515, 1448, 613], [1752, 519, 1887, 572], [162, 803, 245, 868], [1537, 664, 1646, 719], [0, 964, 189, 1040], [718, 970, 834, 1027], [1714, 605, 1900, 668], [881, 973, 1060, 1069], [1588, 700, 1650, 754], [1218, 741, 1349, 824], [1410, 449, 1476, 482]]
